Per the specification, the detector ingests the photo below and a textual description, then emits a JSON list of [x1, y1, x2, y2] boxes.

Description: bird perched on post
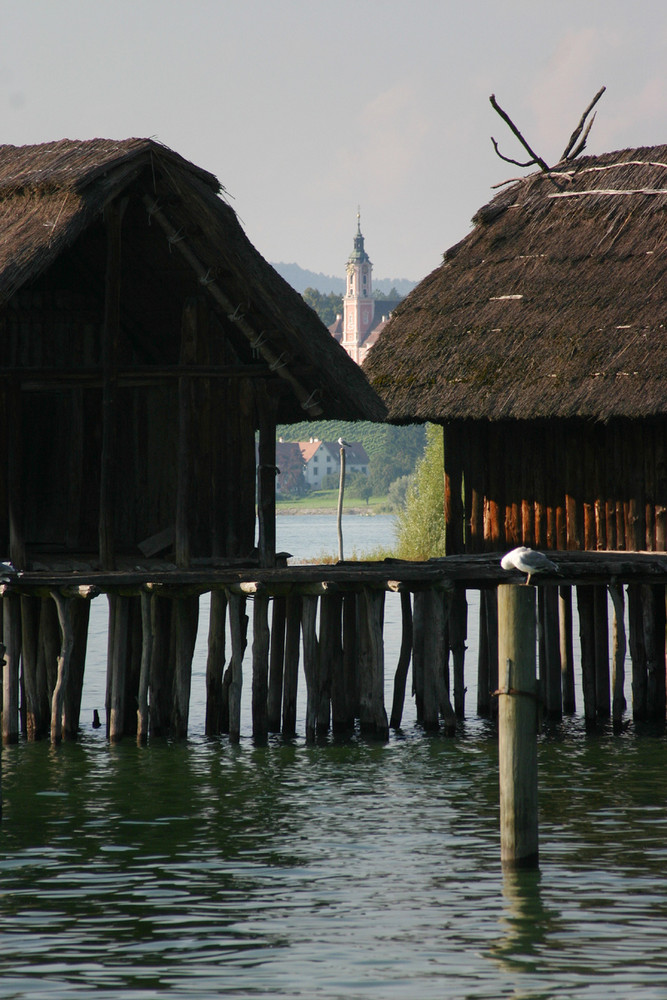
[[337, 437, 351, 448], [500, 546, 558, 585]]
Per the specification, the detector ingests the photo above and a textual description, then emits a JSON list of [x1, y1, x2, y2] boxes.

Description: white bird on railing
[[500, 546, 558, 585], [338, 437, 351, 448]]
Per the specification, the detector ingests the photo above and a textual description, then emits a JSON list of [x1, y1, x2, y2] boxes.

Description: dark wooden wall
[[444, 417, 667, 553]]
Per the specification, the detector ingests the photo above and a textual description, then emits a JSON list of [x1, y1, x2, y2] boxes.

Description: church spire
[[342, 209, 374, 362]]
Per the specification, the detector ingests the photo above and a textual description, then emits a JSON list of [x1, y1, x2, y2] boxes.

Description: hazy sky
[[3, 1, 667, 282]]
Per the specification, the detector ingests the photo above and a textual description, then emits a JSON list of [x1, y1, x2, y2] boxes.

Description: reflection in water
[[491, 868, 557, 976]]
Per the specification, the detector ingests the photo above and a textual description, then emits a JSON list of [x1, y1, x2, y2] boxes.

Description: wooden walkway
[[2, 550, 667, 748]]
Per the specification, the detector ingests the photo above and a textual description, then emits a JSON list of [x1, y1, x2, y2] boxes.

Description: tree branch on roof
[[560, 86, 606, 161], [489, 94, 550, 173]]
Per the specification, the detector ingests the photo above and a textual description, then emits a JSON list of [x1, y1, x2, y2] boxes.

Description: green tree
[[302, 288, 343, 327], [394, 424, 446, 559]]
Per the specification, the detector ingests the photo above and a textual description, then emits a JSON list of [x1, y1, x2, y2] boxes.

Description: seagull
[[500, 546, 558, 585], [337, 437, 351, 448]]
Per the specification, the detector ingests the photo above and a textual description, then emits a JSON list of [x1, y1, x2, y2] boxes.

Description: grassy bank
[[276, 489, 391, 515]]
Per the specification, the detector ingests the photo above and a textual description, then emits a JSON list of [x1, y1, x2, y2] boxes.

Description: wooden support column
[[540, 585, 562, 720], [411, 591, 426, 723], [64, 598, 91, 740], [228, 593, 248, 743], [205, 590, 227, 736], [257, 381, 278, 568], [449, 586, 468, 718], [267, 596, 286, 732], [321, 593, 344, 735], [497, 584, 539, 869], [594, 586, 611, 718], [301, 595, 319, 743], [282, 594, 301, 738], [643, 584, 666, 722], [342, 593, 359, 724], [609, 584, 627, 731], [137, 591, 153, 743], [628, 584, 647, 720], [576, 586, 597, 729], [421, 590, 442, 732], [99, 199, 127, 570], [251, 593, 270, 742], [50, 592, 74, 745], [559, 586, 576, 714], [148, 595, 173, 737], [477, 593, 491, 717], [171, 596, 199, 739], [20, 595, 41, 739], [358, 588, 388, 739], [107, 594, 130, 742], [390, 591, 413, 730], [2, 591, 21, 744]]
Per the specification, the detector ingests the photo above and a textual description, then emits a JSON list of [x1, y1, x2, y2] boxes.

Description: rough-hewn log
[[282, 594, 301, 738], [609, 583, 627, 730], [449, 586, 468, 718], [50, 591, 74, 744], [137, 591, 153, 743], [358, 588, 388, 739], [107, 593, 130, 741], [2, 592, 21, 743], [301, 595, 319, 743], [20, 595, 41, 739], [559, 585, 576, 714], [576, 586, 597, 729], [228, 593, 248, 743], [628, 584, 647, 720], [593, 586, 610, 718], [148, 595, 173, 737], [540, 585, 562, 720], [251, 593, 270, 742]]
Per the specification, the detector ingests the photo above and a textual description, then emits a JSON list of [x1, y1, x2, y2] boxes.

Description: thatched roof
[[0, 138, 385, 423], [363, 145, 667, 423]]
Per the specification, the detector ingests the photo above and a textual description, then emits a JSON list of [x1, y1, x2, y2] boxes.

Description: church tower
[[342, 212, 374, 364]]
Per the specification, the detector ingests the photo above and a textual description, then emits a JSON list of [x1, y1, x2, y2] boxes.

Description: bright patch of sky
[[2, 0, 666, 281]]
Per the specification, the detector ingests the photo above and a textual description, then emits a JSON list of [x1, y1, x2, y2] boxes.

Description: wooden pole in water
[[137, 591, 152, 743], [337, 445, 346, 562], [228, 593, 248, 744], [497, 584, 539, 869], [282, 594, 301, 738], [301, 594, 319, 743], [559, 585, 576, 714], [205, 590, 227, 736], [390, 590, 413, 730], [267, 595, 286, 732], [50, 591, 74, 745], [609, 583, 627, 730], [2, 591, 21, 744], [251, 593, 270, 743]]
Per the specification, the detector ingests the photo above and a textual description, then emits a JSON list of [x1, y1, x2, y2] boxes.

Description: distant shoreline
[[276, 507, 388, 516]]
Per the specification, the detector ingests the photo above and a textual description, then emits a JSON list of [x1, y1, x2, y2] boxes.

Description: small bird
[[500, 546, 558, 585], [337, 437, 351, 448]]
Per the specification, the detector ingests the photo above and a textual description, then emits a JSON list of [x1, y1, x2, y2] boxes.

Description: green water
[[2, 724, 667, 998]]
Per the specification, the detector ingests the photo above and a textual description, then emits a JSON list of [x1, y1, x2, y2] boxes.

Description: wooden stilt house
[[364, 145, 667, 556], [0, 138, 385, 573], [364, 145, 667, 724]]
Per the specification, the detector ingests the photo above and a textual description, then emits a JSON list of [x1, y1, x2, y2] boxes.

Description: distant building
[[276, 438, 370, 492], [329, 214, 401, 365]]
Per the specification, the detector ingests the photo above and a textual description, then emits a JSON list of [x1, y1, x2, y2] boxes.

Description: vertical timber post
[[497, 584, 539, 869]]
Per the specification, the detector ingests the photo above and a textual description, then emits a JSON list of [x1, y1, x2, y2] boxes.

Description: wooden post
[[228, 593, 248, 743], [358, 588, 388, 739], [337, 447, 346, 562], [411, 591, 426, 723], [137, 591, 153, 743], [322, 593, 345, 734], [421, 589, 441, 732], [107, 593, 130, 742], [50, 591, 74, 745], [594, 586, 611, 718], [171, 596, 198, 739], [609, 583, 627, 730], [205, 590, 227, 736], [444, 422, 464, 555], [628, 584, 647, 720], [485, 587, 499, 718], [251, 593, 270, 743], [301, 595, 319, 743], [390, 591, 413, 729], [643, 584, 666, 721], [449, 586, 467, 718], [20, 595, 41, 739], [64, 598, 91, 740], [497, 584, 539, 869], [540, 585, 562, 720], [477, 593, 490, 717], [559, 585, 576, 714], [282, 594, 301, 738], [576, 586, 597, 730], [148, 595, 173, 737], [2, 591, 21, 744], [267, 596, 286, 732]]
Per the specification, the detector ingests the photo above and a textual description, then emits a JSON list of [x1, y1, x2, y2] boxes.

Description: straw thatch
[[0, 137, 385, 423], [364, 145, 667, 423]]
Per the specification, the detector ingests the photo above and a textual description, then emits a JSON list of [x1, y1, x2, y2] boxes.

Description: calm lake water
[[2, 514, 667, 998]]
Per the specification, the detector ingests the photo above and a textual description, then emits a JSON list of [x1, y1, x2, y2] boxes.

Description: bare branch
[[561, 86, 606, 160], [489, 94, 550, 173], [490, 137, 535, 169]]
